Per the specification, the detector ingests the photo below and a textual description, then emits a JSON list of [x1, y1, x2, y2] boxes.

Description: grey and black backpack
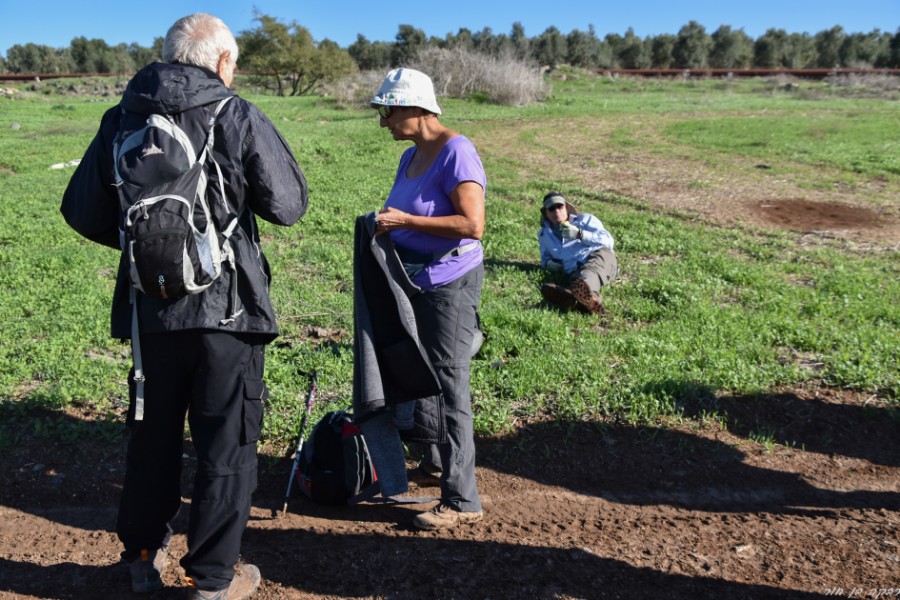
[[113, 97, 238, 303], [113, 97, 241, 420]]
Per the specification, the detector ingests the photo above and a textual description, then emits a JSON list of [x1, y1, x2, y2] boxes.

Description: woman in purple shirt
[[371, 68, 485, 530]]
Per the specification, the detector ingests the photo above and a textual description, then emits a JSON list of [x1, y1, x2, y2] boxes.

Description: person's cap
[[371, 68, 442, 115], [543, 192, 566, 210]]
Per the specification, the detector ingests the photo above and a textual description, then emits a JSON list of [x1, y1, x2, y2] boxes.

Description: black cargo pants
[[117, 330, 267, 591]]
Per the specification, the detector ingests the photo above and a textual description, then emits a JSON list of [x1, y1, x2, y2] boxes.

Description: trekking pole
[[280, 370, 318, 517]]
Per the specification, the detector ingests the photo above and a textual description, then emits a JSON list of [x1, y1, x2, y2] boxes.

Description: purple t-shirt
[[385, 135, 487, 290]]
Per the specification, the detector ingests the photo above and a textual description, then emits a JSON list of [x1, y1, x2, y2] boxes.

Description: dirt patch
[[0, 384, 897, 599], [749, 199, 885, 232]]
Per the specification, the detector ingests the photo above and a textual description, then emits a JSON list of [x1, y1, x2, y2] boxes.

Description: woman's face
[[378, 106, 418, 141], [544, 203, 568, 225]]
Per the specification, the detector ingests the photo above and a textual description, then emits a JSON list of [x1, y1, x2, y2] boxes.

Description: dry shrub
[[325, 48, 547, 109], [408, 47, 547, 107], [322, 70, 385, 109], [825, 73, 900, 92]]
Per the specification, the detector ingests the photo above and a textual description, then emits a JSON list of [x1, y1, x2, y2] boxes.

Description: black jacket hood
[[121, 62, 234, 115]]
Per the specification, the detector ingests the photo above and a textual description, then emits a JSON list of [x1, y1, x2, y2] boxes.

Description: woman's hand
[[375, 206, 409, 236], [376, 181, 485, 239]]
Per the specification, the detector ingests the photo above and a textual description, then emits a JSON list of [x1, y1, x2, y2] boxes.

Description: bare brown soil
[[1, 384, 898, 599], [1, 116, 897, 600]]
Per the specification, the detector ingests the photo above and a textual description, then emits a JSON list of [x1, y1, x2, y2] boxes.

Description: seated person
[[538, 191, 617, 314]]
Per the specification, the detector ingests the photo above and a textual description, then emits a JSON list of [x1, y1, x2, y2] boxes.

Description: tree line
[[3, 16, 899, 88]]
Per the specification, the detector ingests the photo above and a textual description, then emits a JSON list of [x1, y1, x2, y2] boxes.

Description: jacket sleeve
[[538, 227, 555, 268], [243, 105, 308, 226], [575, 213, 614, 251], [60, 110, 121, 249]]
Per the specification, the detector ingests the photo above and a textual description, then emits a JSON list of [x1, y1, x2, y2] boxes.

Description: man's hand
[[560, 221, 581, 240]]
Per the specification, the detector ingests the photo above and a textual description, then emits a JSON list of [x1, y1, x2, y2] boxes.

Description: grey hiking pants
[[411, 263, 483, 512], [572, 248, 618, 295]]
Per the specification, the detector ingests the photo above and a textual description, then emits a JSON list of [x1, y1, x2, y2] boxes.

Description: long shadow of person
[[238, 529, 833, 600], [673, 384, 899, 468], [0, 536, 835, 600], [0, 402, 196, 535], [476, 418, 898, 515], [0, 403, 126, 532]]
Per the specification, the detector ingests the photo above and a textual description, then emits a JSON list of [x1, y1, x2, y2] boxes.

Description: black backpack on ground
[[296, 409, 378, 505]]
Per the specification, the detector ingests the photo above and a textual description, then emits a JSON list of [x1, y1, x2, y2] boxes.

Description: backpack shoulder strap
[[198, 96, 232, 161]]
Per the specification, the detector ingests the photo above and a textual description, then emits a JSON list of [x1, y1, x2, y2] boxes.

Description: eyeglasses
[[546, 204, 565, 211], [376, 105, 394, 119]]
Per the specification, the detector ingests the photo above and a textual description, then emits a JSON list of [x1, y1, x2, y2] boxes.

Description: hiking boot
[[187, 563, 261, 600], [569, 279, 604, 314], [413, 503, 483, 530], [541, 283, 577, 310], [129, 547, 167, 593]]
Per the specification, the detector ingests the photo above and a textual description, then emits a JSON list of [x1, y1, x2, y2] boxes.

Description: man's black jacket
[[61, 62, 307, 340]]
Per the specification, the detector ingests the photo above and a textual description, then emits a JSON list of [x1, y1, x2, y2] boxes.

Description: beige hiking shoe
[[129, 547, 167, 593], [187, 563, 261, 600], [413, 503, 483, 530]]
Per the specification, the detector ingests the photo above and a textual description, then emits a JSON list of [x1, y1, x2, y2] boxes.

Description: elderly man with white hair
[[62, 13, 308, 599]]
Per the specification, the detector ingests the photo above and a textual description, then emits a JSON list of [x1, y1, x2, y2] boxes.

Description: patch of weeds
[[748, 426, 778, 453], [609, 127, 638, 147], [0, 422, 19, 450]]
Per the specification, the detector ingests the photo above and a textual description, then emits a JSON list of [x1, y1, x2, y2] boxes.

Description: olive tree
[[673, 21, 712, 68], [238, 13, 356, 96], [708, 26, 753, 68], [5, 43, 72, 73]]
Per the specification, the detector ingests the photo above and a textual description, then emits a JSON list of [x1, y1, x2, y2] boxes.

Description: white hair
[[163, 13, 239, 72]]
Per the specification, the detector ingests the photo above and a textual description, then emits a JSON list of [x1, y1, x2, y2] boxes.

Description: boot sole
[[541, 283, 577, 310]]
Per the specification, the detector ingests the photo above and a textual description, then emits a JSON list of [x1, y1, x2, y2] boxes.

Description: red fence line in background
[[1, 68, 899, 83], [0, 71, 254, 81], [0, 72, 133, 81], [596, 68, 900, 79]]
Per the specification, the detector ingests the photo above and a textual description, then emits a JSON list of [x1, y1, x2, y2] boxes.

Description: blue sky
[[1, 0, 897, 57]]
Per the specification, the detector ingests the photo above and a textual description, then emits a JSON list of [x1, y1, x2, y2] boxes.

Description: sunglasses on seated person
[[376, 105, 394, 119]]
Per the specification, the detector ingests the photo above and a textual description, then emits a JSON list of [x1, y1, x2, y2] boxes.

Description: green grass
[[666, 112, 900, 177], [0, 74, 897, 453]]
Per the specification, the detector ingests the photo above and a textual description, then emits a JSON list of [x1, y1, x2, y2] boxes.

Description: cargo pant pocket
[[241, 378, 268, 445]]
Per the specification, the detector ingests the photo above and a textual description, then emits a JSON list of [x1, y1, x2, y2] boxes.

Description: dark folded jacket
[[352, 212, 444, 444]]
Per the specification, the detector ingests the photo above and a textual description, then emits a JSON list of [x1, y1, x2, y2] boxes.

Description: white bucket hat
[[371, 68, 442, 115]]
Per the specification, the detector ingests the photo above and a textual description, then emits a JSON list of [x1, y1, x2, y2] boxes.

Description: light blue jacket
[[538, 212, 615, 274]]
